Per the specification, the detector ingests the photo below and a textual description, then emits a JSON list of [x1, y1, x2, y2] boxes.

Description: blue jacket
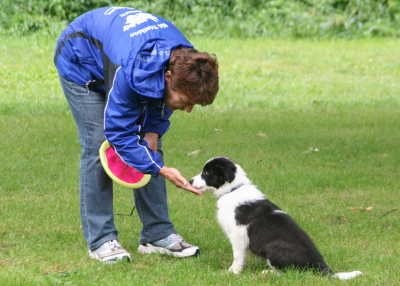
[[54, 7, 193, 175]]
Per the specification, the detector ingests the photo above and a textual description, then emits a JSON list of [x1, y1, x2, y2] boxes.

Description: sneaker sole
[[137, 244, 200, 258]]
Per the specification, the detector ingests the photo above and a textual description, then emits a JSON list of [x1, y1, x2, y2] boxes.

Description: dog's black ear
[[221, 162, 236, 183], [213, 158, 236, 183]]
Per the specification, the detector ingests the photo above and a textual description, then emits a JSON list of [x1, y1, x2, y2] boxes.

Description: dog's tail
[[332, 270, 363, 280], [319, 265, 363, 280]]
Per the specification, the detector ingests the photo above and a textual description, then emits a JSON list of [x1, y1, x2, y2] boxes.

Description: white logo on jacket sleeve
[[104, 7, 129, 15], [123, 13, 159, 32]]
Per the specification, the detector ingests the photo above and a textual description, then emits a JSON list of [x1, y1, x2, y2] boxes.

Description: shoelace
[[154, 234, 183, 248], [169, 234, 182, 242], [166, 234, 184, 248], [106, 240, 121, 251]]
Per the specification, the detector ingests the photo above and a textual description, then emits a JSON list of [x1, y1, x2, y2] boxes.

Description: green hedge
[[1, 0, 400, 37]]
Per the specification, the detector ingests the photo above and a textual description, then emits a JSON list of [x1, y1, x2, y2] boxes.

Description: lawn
[[0, 34, 399, 285]]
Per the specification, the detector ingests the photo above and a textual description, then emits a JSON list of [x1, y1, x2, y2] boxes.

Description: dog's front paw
[[228, 264, 243, 274]]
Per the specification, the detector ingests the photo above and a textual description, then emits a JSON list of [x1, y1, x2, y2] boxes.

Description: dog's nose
[[189, 179, 193, 185]]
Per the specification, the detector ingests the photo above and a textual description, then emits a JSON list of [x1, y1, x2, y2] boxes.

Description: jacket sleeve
[[104, 67, 164, 175], [142, 104, 173, 137]]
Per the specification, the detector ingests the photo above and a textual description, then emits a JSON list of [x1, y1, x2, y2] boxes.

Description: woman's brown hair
[[168, 47, 219, 106]]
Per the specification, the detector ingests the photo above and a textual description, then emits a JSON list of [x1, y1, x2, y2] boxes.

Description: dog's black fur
[[235, 199, 332, 274]]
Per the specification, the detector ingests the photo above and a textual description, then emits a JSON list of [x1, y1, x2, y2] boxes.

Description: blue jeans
[[59, 76, 175, 250]]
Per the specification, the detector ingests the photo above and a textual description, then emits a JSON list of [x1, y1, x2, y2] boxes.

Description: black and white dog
[[190, 157, 362, 280]]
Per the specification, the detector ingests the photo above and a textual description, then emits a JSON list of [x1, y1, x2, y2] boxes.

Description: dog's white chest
[[216, 199, 239, 235]]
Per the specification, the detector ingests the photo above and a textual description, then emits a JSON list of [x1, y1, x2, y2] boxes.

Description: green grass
[[0, 34, 399, 285]]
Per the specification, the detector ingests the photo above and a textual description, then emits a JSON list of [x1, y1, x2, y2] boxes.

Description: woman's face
[[165, 88, 194, 112], [164, 71, 195, 113]]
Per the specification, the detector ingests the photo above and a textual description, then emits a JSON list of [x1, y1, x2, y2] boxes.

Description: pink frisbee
[[99, 141, 151, 189]]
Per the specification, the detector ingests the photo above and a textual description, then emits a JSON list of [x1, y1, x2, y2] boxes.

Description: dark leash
[[115, 206, 136, 216]]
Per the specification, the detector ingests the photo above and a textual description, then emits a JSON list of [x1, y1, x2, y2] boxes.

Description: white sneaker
[[89, 240, 131, 264], [138, 233, 200, 258]]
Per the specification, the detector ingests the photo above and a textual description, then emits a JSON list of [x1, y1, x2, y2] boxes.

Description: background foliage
[[1, 0, 400, 38]]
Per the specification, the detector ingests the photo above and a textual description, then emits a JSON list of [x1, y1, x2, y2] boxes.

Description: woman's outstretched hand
[[159, 166, 202, 195]]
